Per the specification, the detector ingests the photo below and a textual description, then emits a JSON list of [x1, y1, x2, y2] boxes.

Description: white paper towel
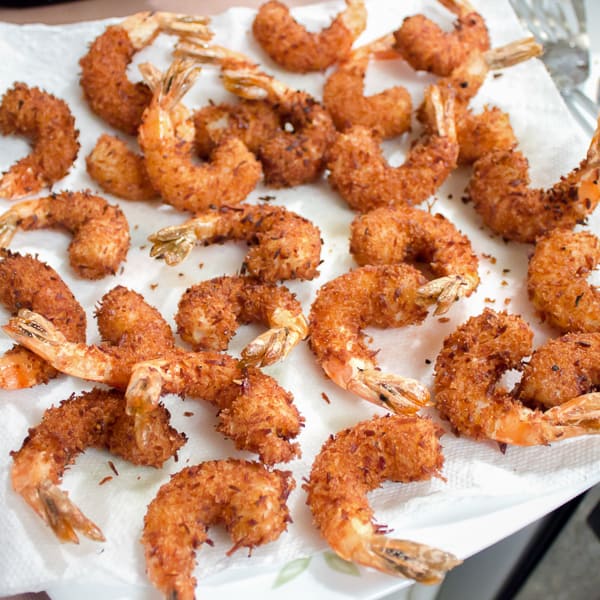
[[0, 1, 599, 598]]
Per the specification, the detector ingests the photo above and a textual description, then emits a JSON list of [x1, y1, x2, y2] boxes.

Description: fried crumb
[[99, 476, 113, 486], [438, 317, 450, 323], [321, 392, 331, 404], [108, 460, 119, 476], [484, 297, 496, 303]]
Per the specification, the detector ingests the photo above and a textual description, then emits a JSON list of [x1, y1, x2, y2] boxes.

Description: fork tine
[[510, 0, 551, 43]]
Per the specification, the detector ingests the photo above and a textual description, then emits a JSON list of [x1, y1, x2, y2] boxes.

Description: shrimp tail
[[148, 224, 197, 265], [0, 213, 19, 248], [175, 39, 254, 70], [139, 58, 201, 110], [417, 275, 475, 315], [483, 37, 542, 71], [370, 535, 462, 584], [2, 309, 66, 354], [221, 68, 275, 101], [157, 13, 213, 38], [545, 392, 600, 433], [348, 369, 431, 413]]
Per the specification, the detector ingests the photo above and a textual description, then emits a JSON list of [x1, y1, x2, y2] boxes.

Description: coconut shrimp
[[79, 11, 212, 135], [0, 83, 79, 200], [433, 309, 600, 445], [309, 264, 433, 413], [527, 229, 600, 333], [0, 191, 130, 279], [149, 204, 322, 282], [327, 84, 458, 212], [86, 134, 157, 201], [137, 59, 262, 212], [393, 0, 490, 77], [176, 275, 308, 367], [11, 388, 185, 544], [305, 414, 461, 582], [252, 0, 366, 73], [143, 459, 294, 599], [350, 206, 479, 315], [0, 251, 86, 389], [323, 33, 412, 138], [467, 118, 600, 243]]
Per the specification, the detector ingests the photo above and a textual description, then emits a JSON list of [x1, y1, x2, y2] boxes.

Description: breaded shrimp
[[466, 118, 600, 243], [327, 84, 458, 212], [252, 0, 366, 73], [323, 33, 412, 138], [308, 264, 433, 413], [176, 275, 308, 367], [350, 206, 479, 314], [143, 459, 294, 599], [0, 191, 130, 279], [417, 38, 542, 164], [433, 309, 600, 445], [148, 204, 322, 282], [304, 414, 461, 582], [0, 83, 79, 199], [393, 0, 490, 76], [79, 11, 212, 135], [11, 388, 185, 544], [0, 251, 86, 389], [137, 59, 262, 212], [86, 134, 157, 201], [527, 229, 600, 333]]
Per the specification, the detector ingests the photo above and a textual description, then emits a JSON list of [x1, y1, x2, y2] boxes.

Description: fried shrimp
[[143, 459, 294, 599], [327, 84, 458, 212], [466, 118, 600, 243], [433, 309, 600, 445], [305, 414, 461, 582], [308, 264, 433, 413], [176, 275, 308, 367], [323, 33, 412, 138], [11, 388, 185, 544], [137, 59, 262, 212], [79, 11, 212, 135], [393, 0, 490, 77], [527, 229, 600, 333], [149, 204, 322, 282], [0, 83, 79, 199], [0, 251, 86, 389], [252, 0, 366, 73], [86, 134, 157, 201], [350, 206, 479, 315], [0, 190, 130, 279]]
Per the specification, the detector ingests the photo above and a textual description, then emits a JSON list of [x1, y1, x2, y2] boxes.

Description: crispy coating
[[305, 414, 460, 582], [393, 0, 490, 76], [86, 134, 157, 201], [143, 459, 294, 599], [252, 0, 366, 73], [0, 83, 79, 199], [149, 204, 322, 282], [527, 229, 600, 333], [0, 190, 130, 279], [11, 388, 185, 543], [0, 251, 86, 389], [433, 309, 600, 445]]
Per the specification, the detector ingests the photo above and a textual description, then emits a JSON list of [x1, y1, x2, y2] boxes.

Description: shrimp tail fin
[[545, 392, 600, 434], [126, 363, 165, 448], [417, 275, 476, 315], [2, 309, 66, 358], [241, 327, 296, 368], [157, 13, 213, 38], [148, 224, 197, 265], [0, 212, 19, 247], [483, 37, 543, 71], [349, 369, 431, 414], [370, 535, 462, 584]]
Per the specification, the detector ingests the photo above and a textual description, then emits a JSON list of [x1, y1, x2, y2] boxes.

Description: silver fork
[[509, 0, 599, 136]]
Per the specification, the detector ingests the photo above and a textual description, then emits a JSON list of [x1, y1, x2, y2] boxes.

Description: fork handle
[[563, 88, 599, 136]]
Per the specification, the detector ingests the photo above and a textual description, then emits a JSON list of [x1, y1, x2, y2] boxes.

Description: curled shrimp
[[86, 134, 157, 201], [0, 251, 86, 389], [350, 206, 479, 315], [0, 190, 130, 279], [252, 0, 366, 73], [527, 229, 600, 333], [0, 83, 79, 199], [308, 264, 433, 413], [304, 414, 461, 583], [11, 388, 185, 544], [143, 459, 294, 600], [466, 117, 600, 243], [323, 33, 412, 138], [417, 38, 542, 164], [176, 275, 308, 367], [393, 0, 490, 76], [79, 11, 212, 134], [327, 84, 458, 212], [148, 204, 322, 282], [433, 309, 600, 445], [137, 59, 262, 212]]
